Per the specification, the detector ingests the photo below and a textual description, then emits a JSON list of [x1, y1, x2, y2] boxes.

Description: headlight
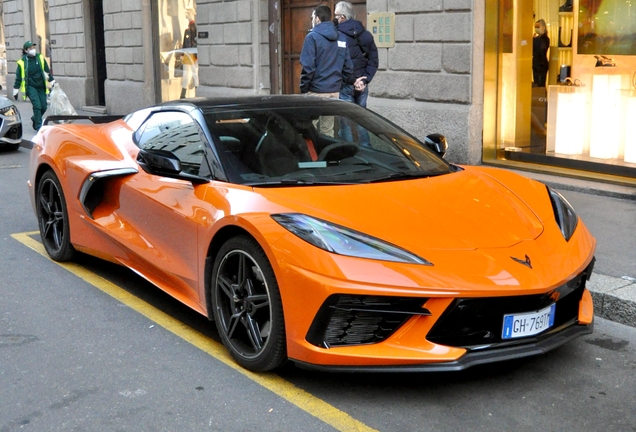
[[271, 213, 432, 265], [0, 105, 18, 117], [547, 187, 578, 241]]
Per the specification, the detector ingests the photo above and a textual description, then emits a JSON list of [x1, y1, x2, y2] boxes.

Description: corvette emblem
[[511, 254, 532, 269]]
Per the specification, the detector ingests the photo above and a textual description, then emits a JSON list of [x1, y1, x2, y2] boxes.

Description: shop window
[[485, 0, 636, 180], [158, 0, 198, 102], [33, 0, 52, 68]]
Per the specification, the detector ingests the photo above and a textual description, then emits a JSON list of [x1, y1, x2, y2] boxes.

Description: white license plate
[[502, 304, 556, 339]]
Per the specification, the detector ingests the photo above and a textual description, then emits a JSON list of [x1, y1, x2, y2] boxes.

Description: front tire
[[211, 236, 286, 372], [36, 170, 75, 261]]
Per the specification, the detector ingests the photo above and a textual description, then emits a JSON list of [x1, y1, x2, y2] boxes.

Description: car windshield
[[203, 102, 453, 186]]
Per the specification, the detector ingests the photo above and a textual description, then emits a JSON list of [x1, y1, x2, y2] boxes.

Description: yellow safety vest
[[16, 54, 49, 100]]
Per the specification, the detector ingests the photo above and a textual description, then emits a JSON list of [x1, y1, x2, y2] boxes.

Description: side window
[[137, 111, 206, 176]]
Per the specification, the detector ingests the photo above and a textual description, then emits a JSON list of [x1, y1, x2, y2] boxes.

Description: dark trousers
[[26, 86, 48, 130]]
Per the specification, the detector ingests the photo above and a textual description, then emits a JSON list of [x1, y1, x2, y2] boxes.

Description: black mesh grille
[[306, 295, 429, 348], [6, 124, 22, 140], [427, 261, 594, 348]]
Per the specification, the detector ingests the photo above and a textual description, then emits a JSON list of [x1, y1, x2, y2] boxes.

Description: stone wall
[[366, 0, 482, 165], [0, 0, 484, 165], [196, 0, 270, 93], [101, 0, 271, 113], [3, 1, 95, 110], [3, 0, 29, 93], [102, 0, 146, 114], [48, 0, 92, 107]]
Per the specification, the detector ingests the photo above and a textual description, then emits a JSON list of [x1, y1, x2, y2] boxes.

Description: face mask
[[28, 48, 36, 57], [535, 27, 544, 35], [333, 18, 339, 26]]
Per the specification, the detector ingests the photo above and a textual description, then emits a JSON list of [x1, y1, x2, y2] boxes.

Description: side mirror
[[137, 148, 182, 175], [424, 133, 448, 158], [137, 148, 209, 184]]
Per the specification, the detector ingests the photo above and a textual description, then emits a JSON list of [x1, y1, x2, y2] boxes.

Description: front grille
[[427, 260, 594, 348], [306, 295, 429, 348]]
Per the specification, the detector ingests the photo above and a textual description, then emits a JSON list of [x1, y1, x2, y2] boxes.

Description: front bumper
[[285, 256, 595, 370], [294, 321, 592, 372], [0, 111, 23, 145]]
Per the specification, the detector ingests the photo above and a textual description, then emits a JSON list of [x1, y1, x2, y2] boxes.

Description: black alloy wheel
[[211, 236, 286, 372], [36, 170, 75, 261]]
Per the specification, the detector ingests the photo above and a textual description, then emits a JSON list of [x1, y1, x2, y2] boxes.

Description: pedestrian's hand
[[12, 89, 19, 100], [354, 76, 367, 91]]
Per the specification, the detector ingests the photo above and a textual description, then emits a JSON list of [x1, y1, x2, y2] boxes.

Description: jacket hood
[[312, 21, 339, 41], [337, 19, 365, 38]]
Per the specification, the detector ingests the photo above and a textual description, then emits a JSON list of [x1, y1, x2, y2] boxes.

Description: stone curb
[[588, 273, 636, 328]]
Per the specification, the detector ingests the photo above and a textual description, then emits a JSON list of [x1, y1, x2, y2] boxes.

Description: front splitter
[[293, 322, 593, 373]]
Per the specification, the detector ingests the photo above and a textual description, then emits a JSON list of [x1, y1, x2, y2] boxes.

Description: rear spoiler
[[43, 115, 124, 125]]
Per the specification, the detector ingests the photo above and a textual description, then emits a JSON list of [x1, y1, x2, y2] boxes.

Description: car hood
[[255, 168, 544, 251], [0, 95, 15, 109]]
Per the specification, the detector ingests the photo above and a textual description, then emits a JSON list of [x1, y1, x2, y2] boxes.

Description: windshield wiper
[[364, 172, 446, 183], [248, 179, 358, 187]]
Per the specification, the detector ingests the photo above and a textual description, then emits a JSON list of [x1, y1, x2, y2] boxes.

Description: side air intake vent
[[306, 295, 430, 348]]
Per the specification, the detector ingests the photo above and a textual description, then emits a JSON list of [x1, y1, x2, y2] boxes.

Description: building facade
[[2, 0, 635, 184]]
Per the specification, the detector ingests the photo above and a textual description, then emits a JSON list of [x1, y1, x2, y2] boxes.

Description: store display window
[[484, 0, 636, 180], [157, 0, 198, 101], [33, 0, 52, 68]]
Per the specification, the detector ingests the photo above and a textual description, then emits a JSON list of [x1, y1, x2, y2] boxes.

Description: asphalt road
[[2, 145, 636, 431]]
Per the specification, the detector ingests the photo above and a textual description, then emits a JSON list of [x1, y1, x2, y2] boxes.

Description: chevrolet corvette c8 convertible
[[28, 96, 596, 372]]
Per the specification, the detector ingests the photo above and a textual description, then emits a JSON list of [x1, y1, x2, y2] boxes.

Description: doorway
[[91, 0, 106, 106], [280, 0, 366, 94]]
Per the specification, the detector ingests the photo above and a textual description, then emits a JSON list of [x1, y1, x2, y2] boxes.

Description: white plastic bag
[[48, 83, 77, 116]]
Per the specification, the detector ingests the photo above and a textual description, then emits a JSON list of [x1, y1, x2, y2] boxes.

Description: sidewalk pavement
[[505, 170, 636, 329], [7, 94, 636, 329]]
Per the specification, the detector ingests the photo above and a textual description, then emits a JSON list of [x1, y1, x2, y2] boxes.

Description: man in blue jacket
[[300, 5, 354, 136], [334, 1, 378, 145]]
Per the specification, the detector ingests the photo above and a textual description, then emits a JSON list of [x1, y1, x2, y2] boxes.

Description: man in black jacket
[[334, 1, 378, 144]]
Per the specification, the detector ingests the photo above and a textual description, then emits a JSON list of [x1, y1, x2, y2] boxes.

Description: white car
[[0, 95, 22, 151]]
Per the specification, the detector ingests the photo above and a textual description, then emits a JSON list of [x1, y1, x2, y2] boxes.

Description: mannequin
[[180, 8, 198, 99]]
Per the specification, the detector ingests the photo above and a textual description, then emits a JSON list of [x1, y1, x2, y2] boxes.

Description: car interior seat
[[255, 114, 309, 177], [292, 117, 323, 161]]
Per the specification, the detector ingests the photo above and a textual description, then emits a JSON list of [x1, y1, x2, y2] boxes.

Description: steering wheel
[[317, 142, 359, 162]]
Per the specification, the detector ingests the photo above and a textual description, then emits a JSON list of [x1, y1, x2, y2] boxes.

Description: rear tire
[[36, 170, 75, 261], [211, 235, 287, 372]]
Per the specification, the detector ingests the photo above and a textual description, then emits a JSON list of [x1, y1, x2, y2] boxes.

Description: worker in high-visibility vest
[[13, 41, 55, 131]]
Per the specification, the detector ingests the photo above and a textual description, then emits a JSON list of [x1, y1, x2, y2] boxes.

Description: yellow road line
[[12, 231, 377, 432]]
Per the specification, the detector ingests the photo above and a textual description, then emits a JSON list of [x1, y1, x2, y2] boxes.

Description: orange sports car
[[28, 96, 595, 372]]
